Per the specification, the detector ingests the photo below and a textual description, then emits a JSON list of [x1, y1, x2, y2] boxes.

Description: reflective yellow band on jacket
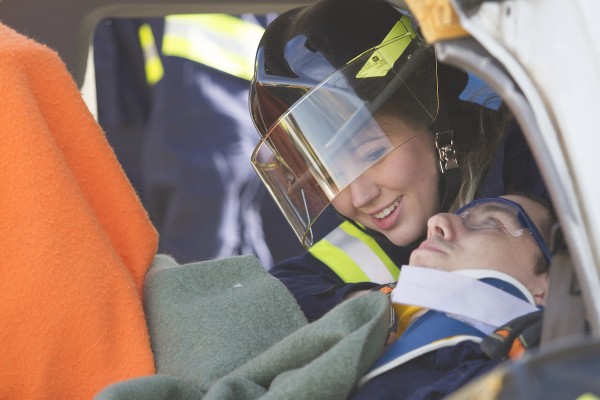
[[309, 221, 401, 283], [138, 23, 164, 85], [162, 14, 265, 81]]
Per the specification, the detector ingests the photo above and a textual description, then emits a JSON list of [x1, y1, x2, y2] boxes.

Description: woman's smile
[[373, 197, 402, 219], [371, 197, 403, 230]]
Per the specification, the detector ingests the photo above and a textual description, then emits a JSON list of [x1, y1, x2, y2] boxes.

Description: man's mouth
[[417, 239, 446, 254]]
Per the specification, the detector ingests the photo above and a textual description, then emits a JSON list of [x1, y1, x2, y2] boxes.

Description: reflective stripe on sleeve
[[309, 221, 400, 284], [138, 23, 164, 85], [162, 14, 264, 81]]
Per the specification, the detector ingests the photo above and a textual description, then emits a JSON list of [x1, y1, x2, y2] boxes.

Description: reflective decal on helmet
[[356, 16, 417, 79]]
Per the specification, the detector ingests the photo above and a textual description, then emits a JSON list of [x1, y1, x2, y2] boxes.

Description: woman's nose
[[347, 172, 380, 209]]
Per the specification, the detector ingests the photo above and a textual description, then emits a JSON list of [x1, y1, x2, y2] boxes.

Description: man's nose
[[347, 172, 380, 209], [426, 213, 462, 240]]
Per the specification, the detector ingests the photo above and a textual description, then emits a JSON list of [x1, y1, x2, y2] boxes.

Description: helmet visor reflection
[[252, 34, 439, 247]]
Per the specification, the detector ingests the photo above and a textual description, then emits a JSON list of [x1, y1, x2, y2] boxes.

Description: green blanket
[[95, 254, 390, 400]]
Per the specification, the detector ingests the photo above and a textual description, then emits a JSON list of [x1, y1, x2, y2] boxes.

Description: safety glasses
[[455, 197, 553, 263]]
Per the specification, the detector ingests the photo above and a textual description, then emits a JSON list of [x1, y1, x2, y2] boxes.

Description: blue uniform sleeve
[[270, 252, 380, 322]]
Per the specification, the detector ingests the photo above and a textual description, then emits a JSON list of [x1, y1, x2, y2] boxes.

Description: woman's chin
[[355, 217, 423, 247], [383, 229, 423, 247]]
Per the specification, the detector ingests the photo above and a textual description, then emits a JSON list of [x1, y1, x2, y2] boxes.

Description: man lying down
[[97, 194, 553, 400], [352, 194, 553, 399]]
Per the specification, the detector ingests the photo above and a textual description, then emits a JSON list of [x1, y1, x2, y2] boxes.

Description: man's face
[[409, 195, 549, 304]]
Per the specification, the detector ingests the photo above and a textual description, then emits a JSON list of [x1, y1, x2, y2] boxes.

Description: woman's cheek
[[330, 192, 354, 219]]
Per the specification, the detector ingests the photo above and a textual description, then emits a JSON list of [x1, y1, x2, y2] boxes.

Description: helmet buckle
[[435, 130, 459, 173]]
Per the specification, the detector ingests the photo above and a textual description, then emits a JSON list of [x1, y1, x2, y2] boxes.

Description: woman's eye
[[361, 147, 387, 163]]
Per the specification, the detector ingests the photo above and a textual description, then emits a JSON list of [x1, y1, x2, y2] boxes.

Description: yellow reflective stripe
[[309, 221, 400, 283], [356, 15, 416, 78], [138, 23, 164, 85], [309, 233, 371, 283], [340, 222, 401, 280], [163, 14, 264, 81]]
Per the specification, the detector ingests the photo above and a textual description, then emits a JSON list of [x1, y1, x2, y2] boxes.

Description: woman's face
[[331, 113, 440, 246]]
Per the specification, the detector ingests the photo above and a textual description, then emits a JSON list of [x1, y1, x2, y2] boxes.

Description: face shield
[[251, 17, 440, 247]]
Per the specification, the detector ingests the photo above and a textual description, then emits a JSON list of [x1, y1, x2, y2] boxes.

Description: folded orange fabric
[[0, 23, 158, 399]]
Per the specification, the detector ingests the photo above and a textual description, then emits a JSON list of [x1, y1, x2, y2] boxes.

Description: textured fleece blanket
[[0, 22, 158, 400], [96, 254, 391, 399]]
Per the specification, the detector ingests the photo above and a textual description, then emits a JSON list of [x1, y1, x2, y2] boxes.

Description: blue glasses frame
[[455, 197, 553, 263]]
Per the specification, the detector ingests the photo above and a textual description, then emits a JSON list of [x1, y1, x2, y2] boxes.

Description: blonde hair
[[450, 101, 514, 211]]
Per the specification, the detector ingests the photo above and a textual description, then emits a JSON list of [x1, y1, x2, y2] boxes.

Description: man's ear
[[532, 275, 549, 306], [533, 291, 546, 306]]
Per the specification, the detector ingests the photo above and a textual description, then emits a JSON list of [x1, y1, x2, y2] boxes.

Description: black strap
[[481, 310, 543, 360]]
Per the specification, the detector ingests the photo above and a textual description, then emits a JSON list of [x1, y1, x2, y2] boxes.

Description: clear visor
[[252, 36, 439, 247]]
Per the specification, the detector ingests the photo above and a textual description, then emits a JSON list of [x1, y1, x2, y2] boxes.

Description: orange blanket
[[0, 23, 157, 399]]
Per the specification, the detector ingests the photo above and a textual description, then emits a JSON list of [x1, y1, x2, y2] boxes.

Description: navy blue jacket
[[270, 235, 416, 322]]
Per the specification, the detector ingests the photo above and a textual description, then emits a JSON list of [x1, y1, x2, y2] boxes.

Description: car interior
[[0, 0, 598, 398]]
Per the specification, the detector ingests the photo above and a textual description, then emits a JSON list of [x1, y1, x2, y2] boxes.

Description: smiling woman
[[253, 0, 537, 322], [250, 12, 445, 247]]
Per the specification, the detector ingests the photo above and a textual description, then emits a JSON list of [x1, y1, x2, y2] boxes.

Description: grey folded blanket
[[95, 254, 390, 400]]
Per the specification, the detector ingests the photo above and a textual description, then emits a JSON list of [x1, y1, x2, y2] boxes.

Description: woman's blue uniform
[[271, 236, 416, 321]]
